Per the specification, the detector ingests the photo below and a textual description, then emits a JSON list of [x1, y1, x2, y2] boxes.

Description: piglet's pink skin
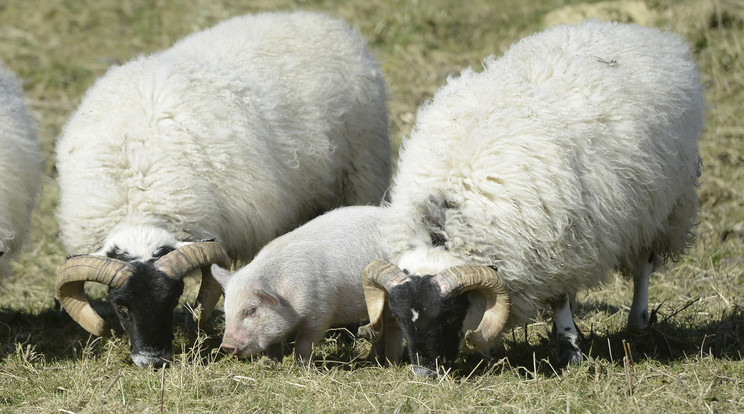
[[214, 206, 390, 363]]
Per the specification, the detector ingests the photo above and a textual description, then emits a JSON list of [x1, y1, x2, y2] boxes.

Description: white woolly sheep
[[54, 11, 391, 367], [213, 205, 396, 363], [358, 20, 703, 377], [0, 65, 41, 278]]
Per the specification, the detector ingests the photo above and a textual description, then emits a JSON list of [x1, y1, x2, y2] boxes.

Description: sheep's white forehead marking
[[411, 309, 419, 322], [98, 225, 183, 260], [397, 248, 466, 276]]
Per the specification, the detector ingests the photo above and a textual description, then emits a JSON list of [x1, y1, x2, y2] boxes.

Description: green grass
[[1, 0, 743, 412]]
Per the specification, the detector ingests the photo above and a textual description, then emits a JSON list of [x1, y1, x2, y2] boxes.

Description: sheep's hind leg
[[550, 293, 582, 367], [627, 250, 654, 333]]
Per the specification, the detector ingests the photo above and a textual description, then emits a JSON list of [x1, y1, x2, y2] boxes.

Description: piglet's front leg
[[293, 324, 327, 365]]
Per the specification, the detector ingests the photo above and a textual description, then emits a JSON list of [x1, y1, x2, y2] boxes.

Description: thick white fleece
[[385, 21, 703, 327], [56, 11, 391, 260], [0, 66, 41, 277]]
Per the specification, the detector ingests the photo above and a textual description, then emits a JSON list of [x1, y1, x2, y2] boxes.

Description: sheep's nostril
[[132, 351, 170, 368], [412, 365, 438, 378]]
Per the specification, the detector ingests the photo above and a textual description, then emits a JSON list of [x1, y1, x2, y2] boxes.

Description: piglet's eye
[[242, 307, 256, 318]]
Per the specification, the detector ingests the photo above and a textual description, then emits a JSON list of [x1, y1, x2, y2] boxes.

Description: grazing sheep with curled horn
[[0, 65, 41, 279], [54, 11, 391, 367], [358, 21, 704, 377]]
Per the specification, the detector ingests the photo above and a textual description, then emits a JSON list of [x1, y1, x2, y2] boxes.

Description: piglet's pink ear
[[211, 264, 233, 289], [254, 288, 280, 307]]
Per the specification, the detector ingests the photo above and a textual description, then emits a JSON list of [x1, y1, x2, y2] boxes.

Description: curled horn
[[55, 256, 135, 336], [154, 241, 231, 321], [433, 265, 510, 351], [357, 260, 409, 342]]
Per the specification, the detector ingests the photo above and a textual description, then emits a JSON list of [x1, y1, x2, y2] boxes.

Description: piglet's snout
[[220, 342, 240, 357]]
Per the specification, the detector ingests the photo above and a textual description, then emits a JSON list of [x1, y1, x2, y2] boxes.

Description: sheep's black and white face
[[100, 226, 187, 367], [386, 275, 470, 377], [106, 245, 183, 367]]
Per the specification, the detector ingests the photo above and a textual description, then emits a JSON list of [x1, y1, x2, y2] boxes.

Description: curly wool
[[0, 66, 41, 278], [55, 11, 391, 260], [385, 21, 703, 327]]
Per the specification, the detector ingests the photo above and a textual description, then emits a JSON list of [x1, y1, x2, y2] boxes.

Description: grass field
[[1, 0, 743, 412]]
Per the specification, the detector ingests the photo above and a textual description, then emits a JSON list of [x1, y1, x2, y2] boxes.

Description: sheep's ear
[[210, 264, 233, 289]]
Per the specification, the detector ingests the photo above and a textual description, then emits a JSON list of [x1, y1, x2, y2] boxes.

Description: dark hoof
[[627, 309, 650, 334], [551, 323, 583, 368], [556, 347, 583, 368]]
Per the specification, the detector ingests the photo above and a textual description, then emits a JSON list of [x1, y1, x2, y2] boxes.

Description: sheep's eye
[[116, 305, 130, 318], [444, 315, 458, 325], [153, 245, 175, 259]]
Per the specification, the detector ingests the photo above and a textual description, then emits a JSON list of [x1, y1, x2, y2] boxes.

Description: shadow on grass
[[453, 304, 744, 380], [0, 299, 101, 361], [579, 302, 744, 364], [2, 299, 743, 377], [0, 298, 227, 364]]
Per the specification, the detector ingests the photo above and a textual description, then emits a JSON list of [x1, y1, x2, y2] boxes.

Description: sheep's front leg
[[550, 293, 582, 367], [627, 250, 654, 333]]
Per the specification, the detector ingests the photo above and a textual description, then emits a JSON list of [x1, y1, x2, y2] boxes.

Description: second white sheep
[[359, 21, 704, 376]]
